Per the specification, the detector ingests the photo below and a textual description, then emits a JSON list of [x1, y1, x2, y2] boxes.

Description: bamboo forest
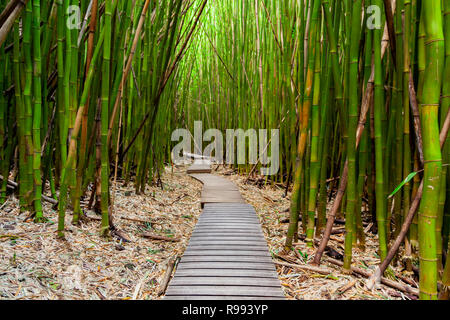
[[0, 0, 449, 302]]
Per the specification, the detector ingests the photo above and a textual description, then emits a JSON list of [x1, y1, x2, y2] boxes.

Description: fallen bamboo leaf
[[274, 260, 335, 276], [141, 233, 181, 242]]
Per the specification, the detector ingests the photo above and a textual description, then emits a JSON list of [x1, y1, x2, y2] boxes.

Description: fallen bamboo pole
[[0, 175, 58, 205], [327, 258, 419, 297]]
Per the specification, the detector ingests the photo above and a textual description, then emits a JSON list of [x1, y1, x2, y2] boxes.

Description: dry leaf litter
[[0, 164, 418, 300], [216, 166, 419, 301], [0, 165, 202, 300]]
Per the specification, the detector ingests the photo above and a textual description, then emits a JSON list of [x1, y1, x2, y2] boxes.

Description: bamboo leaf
[[388, 171, 418, 199]]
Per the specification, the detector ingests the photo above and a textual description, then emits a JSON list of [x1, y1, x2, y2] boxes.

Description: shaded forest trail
[[165, 160, 285, 300], [1, 0, 450, 300]]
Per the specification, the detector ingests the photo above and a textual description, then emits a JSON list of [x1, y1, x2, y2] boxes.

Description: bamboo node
[[419, 289, 438, 297], [419, 103, 439, 107], [423, 159, 442, 164], [418, 256, 438, 262], [424, 38, 445, 45]]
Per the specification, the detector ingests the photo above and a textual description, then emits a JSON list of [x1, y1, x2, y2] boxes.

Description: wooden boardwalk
[[186, 159, 212, 174], [190, 173, 245, 207], [164, 163, 284, 300]]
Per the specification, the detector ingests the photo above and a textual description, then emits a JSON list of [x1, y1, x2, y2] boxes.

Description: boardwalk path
[[165, 161, 285, 300]]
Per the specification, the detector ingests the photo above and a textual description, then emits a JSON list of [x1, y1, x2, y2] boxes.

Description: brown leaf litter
[[217, 166, 419, 300], [0, 166, 202, 300], [0, 164, 419, 300]]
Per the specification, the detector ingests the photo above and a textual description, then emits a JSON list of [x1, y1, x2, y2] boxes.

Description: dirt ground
[[0, 165, 418, 300]]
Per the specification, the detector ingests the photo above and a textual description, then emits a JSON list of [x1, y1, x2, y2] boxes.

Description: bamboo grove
[[0, 0, 450, 300], [0, 0, 209, 234], [162, 0, 450, 299]]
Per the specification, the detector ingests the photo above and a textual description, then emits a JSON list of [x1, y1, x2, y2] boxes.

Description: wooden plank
[[191, 234, 265, 239], [173, 268, 279, 278], [189, 236, 265, 241], [203, 204, 252, 208], [193, 226, 262, 231], [186, 245, 269, 251], [195, 225, 260, 230], [199, 216, 257, 220], [196, 222, 260, 226], [182, 251, 272, 257], [188, 241, 268, 247], [166, 286, 284, 297], [187, 168, 212, 174], [176, 262, 277, 271], [198, 216, 259, 220], [194, 225, 262, 229], [198, 217, 258, 221], [200, 212, 256, 216], [194, 227, 261, 232], [187, 160, 212, 174], [190, 236, 266, 242], [180, 256, 273, 263], [199, 211, 257, 215], [201, 198, 245, 204], [201, 212, 255, 215], [193, 228, 262, 233], [203, 205, 254, 208], [201, 186, 240, 191], [202, 190, 243, 196], [165, 296, 285, 300], [194, 223, 261, 228], [198, 219, 257, 223], [191, 232, 265, 238], [183, 250, 271, 257], [203, 206, 254, 210], [170, 277, 281, 287], [181, 255, 272, 261], [201, 210, 256, 214], [197, 220, 259, 223]]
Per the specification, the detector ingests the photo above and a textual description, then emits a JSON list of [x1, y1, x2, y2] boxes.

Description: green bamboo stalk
[[100, 0, 112, 236], [23, 0, 34, 210], [32, 0, 43, 222], [285, 0, 321, 250], [418, 0, 445, 300], [373, 0, 388, 261], [306, 3, 322, 247], [343, 0, 362, 272]]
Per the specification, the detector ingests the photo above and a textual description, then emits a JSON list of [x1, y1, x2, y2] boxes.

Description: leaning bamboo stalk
[[106, 0, 151, 147], [121, 0, 208, 159], [0, 0, 29, 47]]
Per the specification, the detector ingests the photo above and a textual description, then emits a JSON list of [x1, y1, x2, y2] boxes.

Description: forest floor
[[217, 166, 419, 300], [0, 165, 418, 300], [0, 165, 203, 300]]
